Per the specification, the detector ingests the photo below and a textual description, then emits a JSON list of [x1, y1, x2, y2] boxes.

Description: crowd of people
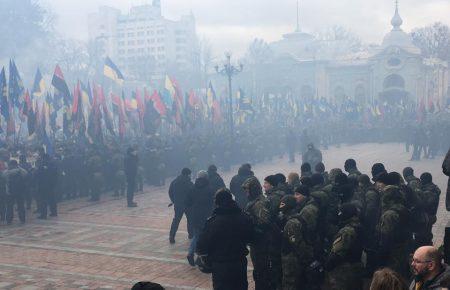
[[168, 148, 450, 290]]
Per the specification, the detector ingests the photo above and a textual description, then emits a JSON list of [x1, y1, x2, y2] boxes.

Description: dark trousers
[[212, 258, 248, 290], [0, 194, 6, 222], [127, 177, 136, 205], [6, 194, 26, 223], [251, 249, 279, 290], [170, 205, 193, 239], [38, 190, 57, 218]]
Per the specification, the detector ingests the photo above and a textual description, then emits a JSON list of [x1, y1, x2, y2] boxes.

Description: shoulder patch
[[332, 235, 342, 247]]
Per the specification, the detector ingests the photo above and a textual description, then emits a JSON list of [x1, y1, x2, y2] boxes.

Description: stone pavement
[[0, 143, 448, 290]]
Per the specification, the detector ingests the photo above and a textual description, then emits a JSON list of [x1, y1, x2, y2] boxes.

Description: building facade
[[235, 3, 448, 106], [88, 0, 199, 82]]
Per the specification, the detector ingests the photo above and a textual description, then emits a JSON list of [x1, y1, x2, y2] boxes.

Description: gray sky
[[44, 0, 450, 58]]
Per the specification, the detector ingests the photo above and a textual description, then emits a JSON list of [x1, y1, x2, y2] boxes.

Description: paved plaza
[[0, 143, 448, 289]]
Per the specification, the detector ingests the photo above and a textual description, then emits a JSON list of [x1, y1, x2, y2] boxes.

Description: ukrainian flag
[[104, 57, 124, 85]]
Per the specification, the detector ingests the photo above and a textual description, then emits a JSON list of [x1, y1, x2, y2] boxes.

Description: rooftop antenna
[[296, 0, 300, 32]]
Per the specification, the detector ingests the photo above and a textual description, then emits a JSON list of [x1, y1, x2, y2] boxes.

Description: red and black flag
[[51, 65, 71, 106]]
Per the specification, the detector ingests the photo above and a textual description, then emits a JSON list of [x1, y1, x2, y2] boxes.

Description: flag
[[162, 75, 175, 109], [150, 90, 166, 116], [143, 90, 161, 135], [8, 59, 24, 108], [206, 82, 222, 124], [21, 90, 32, 117], [0, 67, 9, 119], [32, 68, 45, 98], [27, 99, 36, 136], [104, 57, 124, 85], [52, 65, 71, 105]]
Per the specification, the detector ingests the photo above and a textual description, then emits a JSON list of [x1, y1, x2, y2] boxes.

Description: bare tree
[[199, 37, 213, 89], [315, 26, 365, 60], [243, 38, 274, 66], [411, 22, 450, 62], [0, 0, 54, 59]]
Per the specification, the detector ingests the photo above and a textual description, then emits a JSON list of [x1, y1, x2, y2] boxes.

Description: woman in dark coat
[[185, 170, 214, 266]]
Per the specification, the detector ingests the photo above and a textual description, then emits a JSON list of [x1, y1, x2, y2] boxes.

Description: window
[[128, 41, 135, 45], [127, 33, 135, 37], [137, 40, 144, 45], [138, 31, 145, 36]]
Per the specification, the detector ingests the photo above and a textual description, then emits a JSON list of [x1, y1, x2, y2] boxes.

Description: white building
[[88, 0, 199, 82]]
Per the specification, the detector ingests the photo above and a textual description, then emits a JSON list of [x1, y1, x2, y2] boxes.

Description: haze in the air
[[45, 0, 450, 57]]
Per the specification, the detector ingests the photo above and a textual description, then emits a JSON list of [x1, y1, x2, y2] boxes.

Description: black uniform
[[196, 201, 253, 290], [168, 173, 194, 241], [35, 156, 58, 219], [124, 149, 139, 207]]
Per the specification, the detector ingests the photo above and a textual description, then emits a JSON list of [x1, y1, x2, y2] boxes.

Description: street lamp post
[[215, 53, 243, 139]]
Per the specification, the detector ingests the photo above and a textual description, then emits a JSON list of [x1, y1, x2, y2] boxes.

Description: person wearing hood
[[196, 188, 253, 290], [168, 168, 194, 244], [230, 164, 254, 209], [324, 203, 364, 290], [243, 176, 279, 290], [302, 143, 322, 172], [185, 170, 214, 266], [207, 165, 226, 195], [4, 159, 28, 224], [410, 246, 450, 290]]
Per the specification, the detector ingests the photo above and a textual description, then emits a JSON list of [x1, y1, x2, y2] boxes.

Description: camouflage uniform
[[324, 215, 364, 290], [352, 176, 381, 275], [346, 168, 361, 180], [281, 197, 319, 290], [419, 181, 441, 245], [377, 185, 410, 280], [244, 177, 280, 290]]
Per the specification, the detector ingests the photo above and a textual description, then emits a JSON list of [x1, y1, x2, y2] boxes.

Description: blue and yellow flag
[[104, 57, 124, 85]]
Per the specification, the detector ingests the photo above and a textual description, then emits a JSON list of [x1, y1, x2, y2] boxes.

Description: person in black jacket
[[185, 170, 214, 266], [229, 164, 254, 209], [196, 188, 253, 290], [168, 168, 194, 244], [207, 165, 225, 195], [124, 146, 139, 207], [5, 160, 28, 224], [35, 154, 58, 219]]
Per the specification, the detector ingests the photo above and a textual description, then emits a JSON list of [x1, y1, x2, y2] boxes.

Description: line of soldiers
[[170, 157, 444, 290], [0, 149, 58, 224]]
